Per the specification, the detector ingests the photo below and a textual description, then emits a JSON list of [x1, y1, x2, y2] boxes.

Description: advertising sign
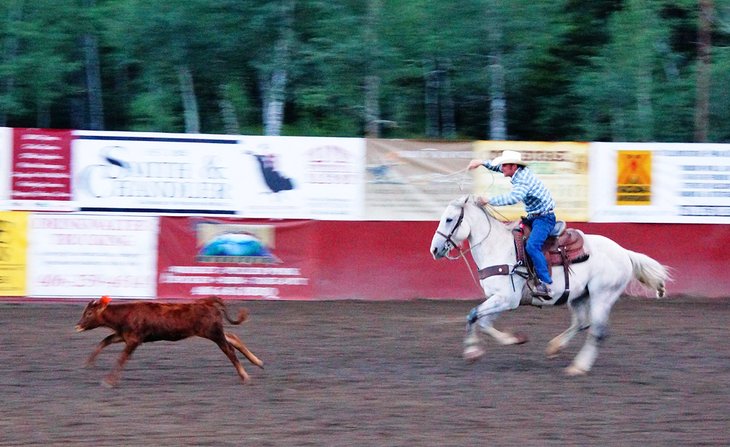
[[364, 139, 474, 220], [472, 141, 590, 221], [616, 150, 652, 205], [590, 143, 730, 223], [0, 128, 10, 210], [236, 136, 364, 219], [26, 214, 159, 298], [11, 128, 74, 211], [0, 211, 28, 296], [157, 217, 315, 300], [72, 131, 240, 214]]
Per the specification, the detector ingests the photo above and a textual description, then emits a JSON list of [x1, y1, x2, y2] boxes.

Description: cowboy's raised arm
[[467, 158, 502, 173]]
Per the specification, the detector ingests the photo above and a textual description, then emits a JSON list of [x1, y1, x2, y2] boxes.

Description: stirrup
[[531, 281, 552, 299]]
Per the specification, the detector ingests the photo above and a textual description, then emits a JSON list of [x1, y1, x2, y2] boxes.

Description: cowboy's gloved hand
[[476, 195, 489, 206], [467, 159, 484, 170]]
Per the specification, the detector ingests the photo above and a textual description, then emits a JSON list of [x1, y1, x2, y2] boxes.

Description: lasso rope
[[411, 167, 472, 191]]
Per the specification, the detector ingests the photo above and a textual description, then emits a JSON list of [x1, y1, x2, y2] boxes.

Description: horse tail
[[627, 250, 671, 298]]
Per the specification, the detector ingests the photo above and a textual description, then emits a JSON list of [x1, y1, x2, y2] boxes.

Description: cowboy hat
[[492, 150, 527, 166]]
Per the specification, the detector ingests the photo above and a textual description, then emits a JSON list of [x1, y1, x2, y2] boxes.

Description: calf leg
[[87, 333, 123, 366], [225, 332, 264, 369], [104, 341, 139, 387], [216, 339, 251, 384]]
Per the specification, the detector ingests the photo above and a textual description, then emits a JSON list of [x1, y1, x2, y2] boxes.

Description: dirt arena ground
[[1, 296, 728, 446]]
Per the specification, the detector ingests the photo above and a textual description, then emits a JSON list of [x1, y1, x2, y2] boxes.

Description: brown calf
[[75, 295, 263, 387]]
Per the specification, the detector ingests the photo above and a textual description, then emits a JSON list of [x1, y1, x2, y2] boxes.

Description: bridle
[[436, 198, 493, 261], [437, 198, 508, 291], [436, 204, 465, 258]]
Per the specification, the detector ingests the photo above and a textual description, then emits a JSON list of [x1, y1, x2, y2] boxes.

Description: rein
[[439, 202, 493, 261], [435, 205, 465, 258], [439, 201, 511, 291]]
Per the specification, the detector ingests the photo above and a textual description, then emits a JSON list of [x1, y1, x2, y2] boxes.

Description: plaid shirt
[[483, 162, 555, 216]]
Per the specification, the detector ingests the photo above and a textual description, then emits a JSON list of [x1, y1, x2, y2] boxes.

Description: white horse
[[430, 195, 670, 376]]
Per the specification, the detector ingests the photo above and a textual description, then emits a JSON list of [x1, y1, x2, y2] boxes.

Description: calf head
[[75, 295, 112, 332]]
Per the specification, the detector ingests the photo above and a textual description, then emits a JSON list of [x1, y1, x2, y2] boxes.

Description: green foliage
[[0, 0, 726, 142], [128, 71, 182, 132]]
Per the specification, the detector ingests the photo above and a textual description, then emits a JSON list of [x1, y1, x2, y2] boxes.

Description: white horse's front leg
[[463, 293, 523, 362]]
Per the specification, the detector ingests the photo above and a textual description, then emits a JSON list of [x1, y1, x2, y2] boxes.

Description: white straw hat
[[492, 150, 527, 166]]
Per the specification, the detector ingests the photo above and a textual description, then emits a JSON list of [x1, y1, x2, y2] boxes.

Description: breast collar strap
[[478, 264, 529, 290]]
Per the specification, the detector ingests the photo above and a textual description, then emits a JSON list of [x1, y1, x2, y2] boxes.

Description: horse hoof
[[463, 345, 485, 362], [564, 365, 588, 376], [546, 342, 561, 358], [512, 332, 529, 345]]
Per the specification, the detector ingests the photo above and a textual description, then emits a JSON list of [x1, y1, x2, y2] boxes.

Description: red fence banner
[[11, 128, 73, 210], [157, 216, 316, 300]]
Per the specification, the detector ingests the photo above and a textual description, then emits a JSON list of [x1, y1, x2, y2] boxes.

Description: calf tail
[[628, 250, 671, 298], [224, 307, 249, 325], [209, 296, 249, 325]]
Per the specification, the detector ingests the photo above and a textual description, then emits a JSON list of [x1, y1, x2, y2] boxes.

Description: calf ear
[[99, 295, 112, 310]]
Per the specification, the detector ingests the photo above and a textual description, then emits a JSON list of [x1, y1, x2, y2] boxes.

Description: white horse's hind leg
[[566, 292, 617, 375], [566, 334, 600, 376], [547, 294, 590, 358], [546, 314, 581, 358]]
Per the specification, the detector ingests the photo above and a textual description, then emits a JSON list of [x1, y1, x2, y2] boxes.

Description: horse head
[[430, 195, 473, 259]]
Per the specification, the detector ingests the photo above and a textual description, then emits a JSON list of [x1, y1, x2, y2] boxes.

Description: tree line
[[1, 0, 728, 142]]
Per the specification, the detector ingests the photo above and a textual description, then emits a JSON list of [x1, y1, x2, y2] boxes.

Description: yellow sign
[[0, 212, 28, 296], [472, 141, 590, 221], [616, 150, 652, 205]]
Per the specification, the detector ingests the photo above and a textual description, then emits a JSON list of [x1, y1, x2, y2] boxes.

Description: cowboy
[[467, 150, 556, 297]]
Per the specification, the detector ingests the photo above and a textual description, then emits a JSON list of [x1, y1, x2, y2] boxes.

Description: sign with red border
[[157, 216, 315, 300], [11, 128, 73, 210]]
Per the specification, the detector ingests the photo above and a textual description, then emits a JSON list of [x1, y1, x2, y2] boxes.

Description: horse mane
[[458, 195, 520, 232]]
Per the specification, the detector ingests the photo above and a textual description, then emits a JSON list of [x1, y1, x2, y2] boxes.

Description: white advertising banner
[[0, 128, 10, 210], [72, 130, 240, 214], [590, 142, 730, 223], [26, 214, 159, 298], [236, 136, 364, 219]]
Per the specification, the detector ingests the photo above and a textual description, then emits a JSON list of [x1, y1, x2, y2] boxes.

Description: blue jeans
[[525, 213, 556, 284]]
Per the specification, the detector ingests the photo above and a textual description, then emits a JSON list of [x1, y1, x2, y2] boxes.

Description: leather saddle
[[476, 219, 590, 305], [514, 219, 589, 305], [514, 220, 589, 268]]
